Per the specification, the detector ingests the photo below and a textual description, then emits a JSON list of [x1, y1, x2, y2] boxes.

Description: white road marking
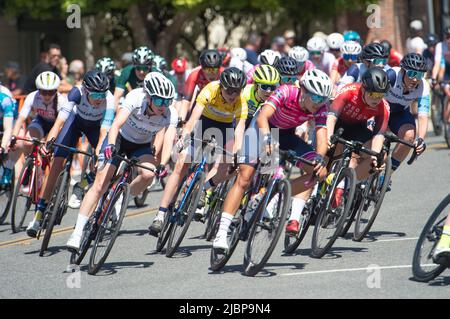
[[372, 237, 419, 243]]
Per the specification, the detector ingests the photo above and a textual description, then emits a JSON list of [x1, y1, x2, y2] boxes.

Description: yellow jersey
[[196, 81, 248, 123]]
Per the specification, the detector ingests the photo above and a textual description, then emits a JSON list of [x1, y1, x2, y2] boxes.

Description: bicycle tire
[[353, 157, 392, 241], [205, 179, 232, 241], [10, 158, 34, 233], [430, 93, 443, 136], [243, 179, 291, 276], [444, 110, 450, 149], [412, 194, 450, 282], [166, 171, 205, 257], [311, 167, 356, 259], [39, 169, 70, 256], [0, 167, 14, 225], [284, 200, 314, 254], [339, 188, 361, 238], [210, 215, 242, 271], [88, 183, 130, 275]]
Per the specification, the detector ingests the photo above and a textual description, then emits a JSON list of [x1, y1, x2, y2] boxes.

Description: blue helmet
[[344, 30, 361, 42]]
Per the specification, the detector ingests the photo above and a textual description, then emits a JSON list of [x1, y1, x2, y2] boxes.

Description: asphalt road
[[1, 132, 450, 299]]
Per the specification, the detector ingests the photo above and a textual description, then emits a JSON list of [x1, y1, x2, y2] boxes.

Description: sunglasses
[[203, 67, 219, 74], [258, 84, 278, 92], [309, 50, 322, 56], [343, 54, 359, 61], [307, 92, 328, 104], [39, 89, 57, 96], [89, 92, 107, 100], [367, 58, 387, 66], [366, 91, 385, 99], [135, 65, 151, 72], [405, 70, 424, 79], [222, 86, 241, 96], [281, 75, 298, 84], [151, 96, 172, 107]]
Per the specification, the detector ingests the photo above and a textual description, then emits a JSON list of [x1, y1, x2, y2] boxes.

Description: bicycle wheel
[[88, 183, 130, 275], [10, 158, 35, 233], [412, 194, 450, 282], [205, 179, 233, 241], [311, 167, 356, 259], [284, 199, 314, 254], [39, 169, 70, 256], [444, 105, 450, 149], [210, 214, 242, 271], [339, 186, 362, 238], [0, 166, 14, 225], [430, 93, 443, 136], [166, 171, 205, 257], [243, 179, 291, 277], [353, 158, 392, 241]]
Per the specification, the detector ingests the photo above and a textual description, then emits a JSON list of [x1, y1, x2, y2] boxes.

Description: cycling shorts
[[388, 108, 416, 135], [28, 116, 54, 138], [100, 133, 154, 167], [334, 118, 374, 144]]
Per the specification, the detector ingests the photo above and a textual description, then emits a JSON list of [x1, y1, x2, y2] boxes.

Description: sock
[[36, 198, 48, 219], [217, 212, 233, 235], [289, 198, 306, 222], [391, 157, 401, 171], [155, 207, 168, 221], [73, 214, 89, 237], [438, 225, 450, 248]]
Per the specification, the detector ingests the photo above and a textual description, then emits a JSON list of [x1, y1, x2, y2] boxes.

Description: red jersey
[[183, 66, 224, 100], [388, 49, 402, 67], [330, 83, 390, 134], [332, 57, 350, 76]]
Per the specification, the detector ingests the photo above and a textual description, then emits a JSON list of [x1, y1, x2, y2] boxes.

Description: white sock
[[217, 212, 233, 235], [155, 210, 166, 222], [337, 180, 345, 189], [73, 214, 89, 237], [289, 198, 306, 222]]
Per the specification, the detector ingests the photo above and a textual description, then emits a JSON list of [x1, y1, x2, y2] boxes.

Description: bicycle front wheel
[[430, 93, 443, 136], [0, 166, 14, 225], [243, 179, 291, 276], [284, 200, 314, 254]]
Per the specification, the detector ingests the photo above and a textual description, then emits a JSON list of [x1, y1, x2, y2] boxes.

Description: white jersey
[[20, 90, 67, 122], [0, 85, 13, 98], [120, 88, 178, 144], [311, 52, 336, 76], [337, 63, 391, 89], [385, 67, 430, 115], [58, 87, 115, 128]]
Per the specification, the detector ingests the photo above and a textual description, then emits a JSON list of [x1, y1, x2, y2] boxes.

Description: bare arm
[[160, 126, 177, 166], [232, 118, 246, 154], [315, 127, 328, 158], [107, 107, 130, 146], [2, 117, 13, 149], [113, 87, 125, 113]]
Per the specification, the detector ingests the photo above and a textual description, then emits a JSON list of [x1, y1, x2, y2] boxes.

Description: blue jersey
[[0, 92, 17, 121], [338, 63, 391, 89]]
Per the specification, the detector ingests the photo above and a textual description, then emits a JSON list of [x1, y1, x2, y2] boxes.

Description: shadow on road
[[147, 244, 211, 258], [118, 229, 149, 237], [208, 261, 306, 277], [25, 245, 68, 257], [289, 246, 368, 259], [358, 230, 407, 242], [80, 261, 154, 276]]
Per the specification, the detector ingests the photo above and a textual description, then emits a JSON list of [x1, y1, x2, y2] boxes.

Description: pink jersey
[[246, 65, 258, 84], [299, 60, 315, 76], [265, 84, 327, 129]]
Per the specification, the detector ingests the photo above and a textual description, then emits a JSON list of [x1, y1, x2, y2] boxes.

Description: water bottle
[[320, 173, 335, 197]]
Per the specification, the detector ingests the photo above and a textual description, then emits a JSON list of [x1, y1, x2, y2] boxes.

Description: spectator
[[67, 59, 85, 87], [284, 30, 296, 51], [57, 57, 73, 94], [3, 61, 27, 96], [24, 43, 62, 94], [406, 19, 427, 54], [170, 57, 190, 101], [271, 36, 287, 55], [244, 33, 262, 65]]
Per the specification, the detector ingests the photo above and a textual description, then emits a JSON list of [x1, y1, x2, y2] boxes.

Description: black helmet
[[275, 56, 300, 76], [83, 70, 109, 92], [199, 49, 222, 68], [220, 67, 246, 90], [379, 40, 392, 54], [400, 53, 428, 72], [425, 33, 439, 46], [361, 43, 389, 60], [361, 67, 390, 93]]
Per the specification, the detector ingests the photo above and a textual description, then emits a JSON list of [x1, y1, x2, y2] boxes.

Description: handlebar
[[279, 150, 315, 167], [383, 132, 418, 165], [47, 139, 95, 158], [114, 154, 155, 172], [330, 128, 382, 159]]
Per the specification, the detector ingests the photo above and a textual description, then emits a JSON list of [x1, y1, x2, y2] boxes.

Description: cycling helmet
[[144, 72, 175, 99], [400, 53, 428, 72], [327, 33, 345, 50], [154, 55, 168, 71], [361, 67, 390, 93], [275, 56, 301, 76], [95, 57, 116, 76], [380, 40, 392, 55], [300, 69, 332, 98], [230, 48, 247, 62], [132, 46, 154, 66], [361, 43, 389, 60], [35, 71, 60, 90], [307, 37, 327, 52], [171, 57, 187, 73], [425, 33, 439, 47], [253, 65, 280, 85], [258, 49, 281, 66], [220, 67, 246, 90], [199, 49, 222, 68], [343, 30, 361, 42], [218, 48, 231, 67], [288, 46, 309, 63], [83, 70, 109, 92], [340, 41, 362, 55]]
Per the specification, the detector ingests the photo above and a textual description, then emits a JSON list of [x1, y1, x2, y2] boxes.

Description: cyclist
[[327, 33, 345, 59], [307, 36, 336, 76], [66, 72, 178, 251], [385, 53, 429, 178], [330, 41, 362, 89], [246, 49, 282, 84], [288, 46, 315, 77], [379, 40, 402, 68], [343, 30, 362, 44], [95, 57, 117, 93], [326, 68, 390, 206], [213, 69, 331, 249], [431, 26, 450, 85], [179, 49, 223, 122], [154, 55, 177, 89], [148, 67, 248, 236], [0, 90, 17, 187], [25, 70, 114, 238], [423, 33, 439, 76], [337, 42, 390, 88], [275, 56, 302, 85]]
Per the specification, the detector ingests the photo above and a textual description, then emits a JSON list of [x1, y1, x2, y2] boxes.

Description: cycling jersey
[[20, 91, 67, 122], [264, 84, 327, 130], [330, 83, 390, 135], [388, 49, 402, 67], [58, 87, 115, 129], [116, 66, 177, 96], [434, 42, 450, 80], [196, 81, 248, 124], [119, 88, 178, 144], [332, 58, 351, 77], [183, 66, 223, 101], [0, 85, 13, 98], [338, 63, 391, 88], [241, 84, 264, 119], [310, 52, 336, 76], [0, 92, 17, 120]]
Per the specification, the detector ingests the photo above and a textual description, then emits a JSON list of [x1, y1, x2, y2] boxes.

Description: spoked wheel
[[412, 194, 450, 282], [430, 92, 443, 136], [284, 199, 314, 254], [88, 183, 130, 275], [444, 102, 450, 149], [205, 178, 234, 241], [165, 172, 205, 257], [39, 170, 70, 256], [70, 212, 99, 265], [10, 158, 35, 233], [210, 213, 242, 271], [243, 179, 291, 277], [339, 186, 362, 238], [311, 167, 356, 259], [353, 158, 392, 241], [0, 166, 14, 225]]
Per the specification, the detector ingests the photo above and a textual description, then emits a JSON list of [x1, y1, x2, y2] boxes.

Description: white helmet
[[143, 72, 175, 99], [230, 48, 247, 62], [307, 37, 327, 52], [258, 49, 281, 66], [327, 33, 345, 50], [35, 71, 60, 90], [300, 69, 332, 98], [288, 46, 309, 63], [340, 40, 362, 55]]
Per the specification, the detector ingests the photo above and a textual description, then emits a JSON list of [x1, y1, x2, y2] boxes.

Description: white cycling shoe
[[66, 233, 82, 252], [213, 231, 229, 251]]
